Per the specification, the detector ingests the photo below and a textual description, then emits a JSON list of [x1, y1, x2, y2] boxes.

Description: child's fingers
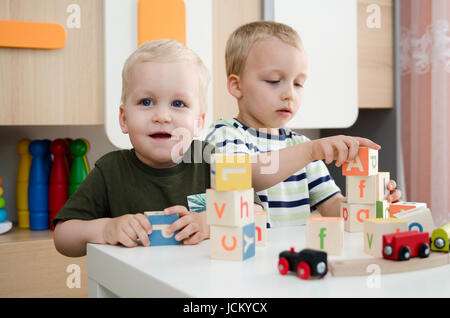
[[118, 226, 137, 247], [321, 142, 334, 164], [129, 217, 150, 247], [164, 205, 189, 216], [387, 180, 397, 191], [175, 223, 199, 242], [388, 189, 402, 203], [354, 137, 381, 150], [333, 140, 348, 167], [136, 213, 152, 235], [166, 213, 193, 236], [343, 137, 360, 162], [182, 232, 202, 245]]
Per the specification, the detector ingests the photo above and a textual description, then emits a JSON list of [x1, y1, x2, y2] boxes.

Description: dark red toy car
[[278, 248, 327, 280], [382, 231, 430, 261]]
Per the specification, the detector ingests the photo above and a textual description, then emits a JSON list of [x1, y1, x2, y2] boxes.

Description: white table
[[87, 226, 450, 298]]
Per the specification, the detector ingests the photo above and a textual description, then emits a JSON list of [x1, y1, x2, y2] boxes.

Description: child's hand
[[387, 180, 402, 203], [103, 214, 152, 247], [310, 135, 381, 167], [164, 205, 209, 245]]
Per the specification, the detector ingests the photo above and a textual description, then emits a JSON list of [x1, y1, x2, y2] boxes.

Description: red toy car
[[382, 231, 430, 261], [278, 248, 327, 280]]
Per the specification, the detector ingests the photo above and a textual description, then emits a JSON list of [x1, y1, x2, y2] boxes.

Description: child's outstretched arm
[[251, 135, 381, 192], [54, 214, 152, 257]]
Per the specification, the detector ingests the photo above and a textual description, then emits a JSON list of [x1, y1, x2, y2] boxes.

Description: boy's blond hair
[[225, 21, 303, 77], [121, 39, 210, 112]]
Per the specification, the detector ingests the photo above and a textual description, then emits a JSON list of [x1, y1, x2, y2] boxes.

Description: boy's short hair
[[225, 21, 304, 77], [121, 39, 210, 112]]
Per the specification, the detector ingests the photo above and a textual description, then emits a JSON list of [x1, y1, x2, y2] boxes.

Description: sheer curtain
[[399, 0, 450, 227]]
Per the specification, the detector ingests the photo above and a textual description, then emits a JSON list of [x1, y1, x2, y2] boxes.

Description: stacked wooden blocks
[[340, 147, 390, 232], [207, 154, 257, 261]]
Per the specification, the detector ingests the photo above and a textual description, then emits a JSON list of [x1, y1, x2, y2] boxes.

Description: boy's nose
[[152, 106, 171, 123], [280, 84, 295, 101]]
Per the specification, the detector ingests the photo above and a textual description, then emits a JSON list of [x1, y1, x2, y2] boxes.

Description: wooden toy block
[[363, 218, 408, 257], [306, 217, 344, 256], [376, 200, 390, 219], [389, 201, 427, 218], [342, 147, 378, 176], [340, 201, 377, 233], [346, 172, 390, 204], [393, 207, 435, 234], [211, 153, 251, 191], [210, 223, 256, 261], [255, 210, 267, 247], [206, 188, 254, 227], [145, 212, 179, 246]]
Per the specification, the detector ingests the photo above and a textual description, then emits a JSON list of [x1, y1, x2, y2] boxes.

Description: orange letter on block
[[222, 235, 237, 251], [214, 202, 226, 219]]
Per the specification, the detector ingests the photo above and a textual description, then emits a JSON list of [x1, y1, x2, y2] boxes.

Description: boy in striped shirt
[[206, 21, 401, 227]]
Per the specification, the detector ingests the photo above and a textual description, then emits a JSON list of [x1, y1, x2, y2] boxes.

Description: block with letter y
[[210, 223, 255, 261], [145, 211, 179, 246]]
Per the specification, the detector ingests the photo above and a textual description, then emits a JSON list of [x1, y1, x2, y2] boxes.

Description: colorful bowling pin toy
[[28, 140, 49, 230], [16, 138, 32, 229], [69, 139, 89, 197], [0, 176, 13, 234], [49, 139, 69, 231]]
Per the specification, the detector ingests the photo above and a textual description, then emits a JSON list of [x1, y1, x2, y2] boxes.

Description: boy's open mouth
[[150, 132, 172, 140]]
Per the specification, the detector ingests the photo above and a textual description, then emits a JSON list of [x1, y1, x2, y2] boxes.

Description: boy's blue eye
[[140, 98, 153, 106], [171, 100, 185, 108]]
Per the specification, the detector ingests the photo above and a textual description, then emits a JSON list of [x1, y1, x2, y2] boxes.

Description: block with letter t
[[210, 223, 256, 261], [342, 147, 378, 176], [210, 153, 251, 191], [306, 217, 344, 256]]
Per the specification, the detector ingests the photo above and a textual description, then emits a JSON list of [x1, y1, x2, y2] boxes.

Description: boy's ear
[[194, 113, 206, 138], [227, 74, 243, 99], [119, 105, 129, 134]]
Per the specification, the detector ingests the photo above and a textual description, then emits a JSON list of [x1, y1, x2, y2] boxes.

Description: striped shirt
[[205, 118, 341, 227]]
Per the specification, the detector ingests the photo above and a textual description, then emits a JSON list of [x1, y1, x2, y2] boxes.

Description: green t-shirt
[[53, 140, 261, 227]]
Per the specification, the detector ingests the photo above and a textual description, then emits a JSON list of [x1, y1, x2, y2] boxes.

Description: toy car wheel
[[434, 238, 445, 249], [316, 261, 327, 276], [278, 257, 290, 275], [419, 243, 430, 258], [383, 245, 393, 257], [398, 246, 411, 261], [297, 262, 311, 280]]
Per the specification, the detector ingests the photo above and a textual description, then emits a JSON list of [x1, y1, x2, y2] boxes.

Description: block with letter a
[[210, 153, 251, 191], [210, 223, 255, 261], [340, 201, 377, 233], [206, 188, 254, 227], [342, 147, 378, 176]]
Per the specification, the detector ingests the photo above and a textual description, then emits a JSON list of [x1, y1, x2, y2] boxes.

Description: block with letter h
[[145, 211, 179, 246], [208, 153, 256, 261], [363, 218, 408, 257], [306, 217, 344, 256]]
